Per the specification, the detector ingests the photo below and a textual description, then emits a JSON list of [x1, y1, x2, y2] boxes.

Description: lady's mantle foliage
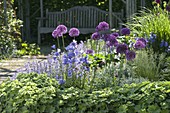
[[1, 76, 170, 113]]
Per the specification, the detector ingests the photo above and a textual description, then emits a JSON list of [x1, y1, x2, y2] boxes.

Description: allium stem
[[96, 40, 99, 54], [62, 36, 65, 51], [57, 37, 60, 49]]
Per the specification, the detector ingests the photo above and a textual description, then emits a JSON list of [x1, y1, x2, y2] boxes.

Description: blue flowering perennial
[[15, 40, 91, 88]]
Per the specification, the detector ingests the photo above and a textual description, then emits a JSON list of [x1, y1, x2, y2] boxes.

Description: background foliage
[[0, 0, 22, 59]]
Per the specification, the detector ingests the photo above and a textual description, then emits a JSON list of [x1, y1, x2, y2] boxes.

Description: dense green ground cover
[[0, 73, 170, 113]]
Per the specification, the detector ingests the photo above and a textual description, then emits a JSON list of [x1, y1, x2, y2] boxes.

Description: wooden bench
[[37, 6, 123, 44]]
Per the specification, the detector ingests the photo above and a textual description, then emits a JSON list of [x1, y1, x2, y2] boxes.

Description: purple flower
[[96, 21, 109, 31], [91, 32, 100, 40], [63, 55, 68, 64], [106, 35, 118, 47], [56, 25, 67, 34], [65, 45, 75, 51], [52, 29, 62, 38], [69, 28, 80, 37], [150, 33, 157, 43], [54, 52, 60, 56], [102, 34, 111, 42], [80, 56, 88, 64], [121, 28, 130, 35], [68, 52, 76, 59], [126, 51, 136, 61], [160, 40, 168, 47], [155, 0, 161, 4], [86, 49, 94, 55], [166, 5, 170, 12], [111, 32, 119, 38], [137, 38, 147, 45], [68, 70, 73, 77], [51, 45, 56, 49], [134, 41, 146, 49], [58, 79, 65, 85], [116, 43, 128, 54]]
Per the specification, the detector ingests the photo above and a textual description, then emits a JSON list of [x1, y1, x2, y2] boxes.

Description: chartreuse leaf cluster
[[0, 73, 170, 113]]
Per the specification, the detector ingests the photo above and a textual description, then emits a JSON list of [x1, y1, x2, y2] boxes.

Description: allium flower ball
[[121, 28, 130, 35], [56, 25, 67, 34], [155, 0, 161, 4], [52, 29, 62, 38], [126, 51, 136, 61], [111, 32, 119, 38], [52, 25, 67, 38], [137, 38, 147, 45], [107, 35, 118, 47], [102, 34, 110, 42], [69, 28, 80, 37], [166, 5, 170, 12], [134, 41, 146, 49], [96, 21, 109, 31], [116, 43, 128, 54], [91, 32, 100, 40]]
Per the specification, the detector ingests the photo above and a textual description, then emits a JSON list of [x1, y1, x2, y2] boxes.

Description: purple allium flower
[[102, 34, 111, 42], [126, 50, 136, 61], [116, 43, 128, 54], [91, 32, 100, 40], [69, 28, 80, 37], [56, 25, 67, 34], [137, 38, 147, 45], [51, 45, 56, 49], [96, 21, 109, 31], [106, 35, 118, 47], [111, 32, 119, 38], [166, 5, 170, 12], [155, 0, 161, 4], [52, 29, 62, 38], [134, 41, 146, 49], [160, 40, 168, 47], [86, 49, 94, 55], [121, 28, 130, 35]]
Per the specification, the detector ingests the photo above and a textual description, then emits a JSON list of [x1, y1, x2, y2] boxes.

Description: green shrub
[[0, 1, 22, 59], [1, 73, 170, 113], [15, 42, 41, 56]]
